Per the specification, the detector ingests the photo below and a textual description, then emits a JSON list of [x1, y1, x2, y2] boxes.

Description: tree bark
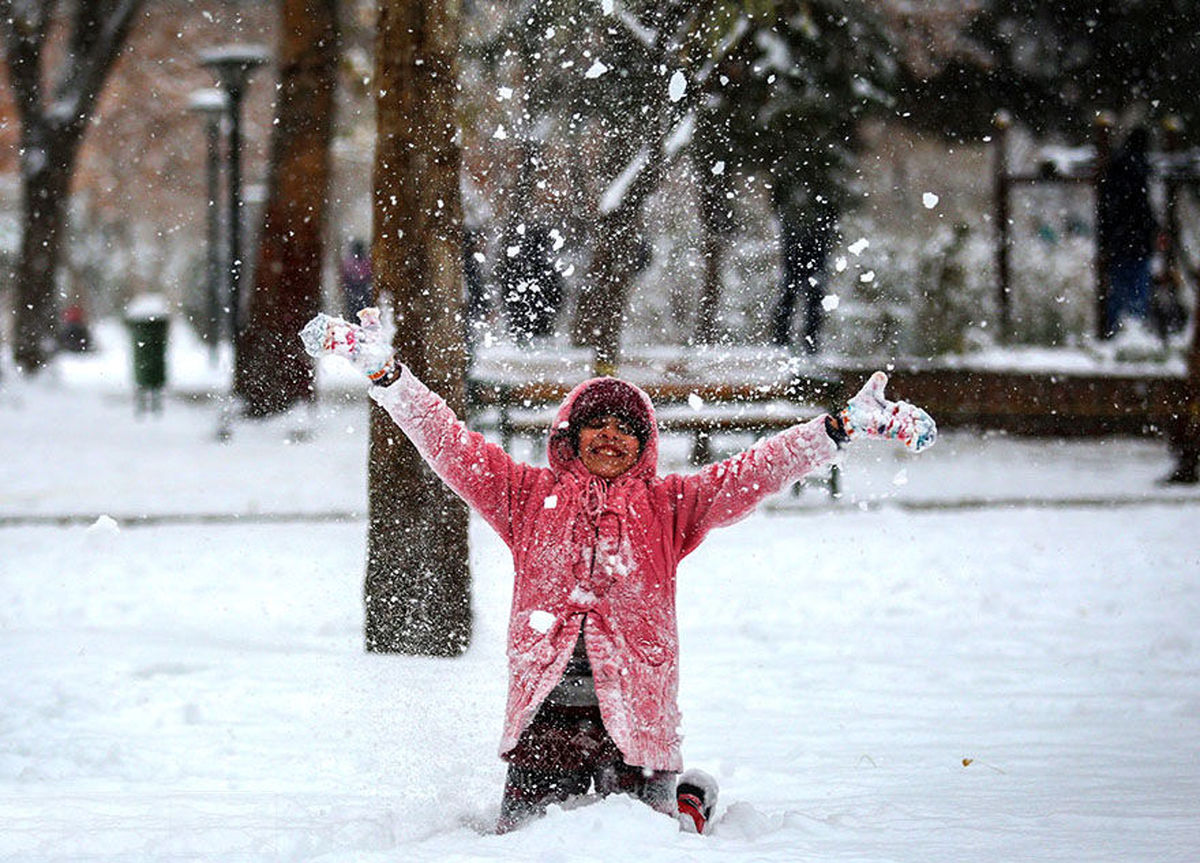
[[570, 145, 666, 375], [694, 166, 730, 345], [566, 6, 703, 373], [13, 136, 75, 370], [366, 0, 471, 655], [1168, 277, 1200, 483], [235, 0, 339, 416]]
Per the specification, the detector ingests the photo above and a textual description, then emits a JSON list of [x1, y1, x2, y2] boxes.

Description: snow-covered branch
[[599, 147, 650, 216]]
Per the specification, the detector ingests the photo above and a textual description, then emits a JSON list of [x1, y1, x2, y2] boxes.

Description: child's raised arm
[[667, 372, 936, 557], [300, 309, 538, 544]]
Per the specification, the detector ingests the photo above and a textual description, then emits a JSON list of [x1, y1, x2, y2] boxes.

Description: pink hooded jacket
[[370, 370, 839, 772]]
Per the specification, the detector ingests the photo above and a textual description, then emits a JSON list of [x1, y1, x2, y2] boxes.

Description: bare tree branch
[[0, 0, 50, 124], [55, 0, 143, 134]]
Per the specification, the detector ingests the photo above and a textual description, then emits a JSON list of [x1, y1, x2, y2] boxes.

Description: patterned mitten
[[299, 307, 400, 385], [835, 371, 937, 452]]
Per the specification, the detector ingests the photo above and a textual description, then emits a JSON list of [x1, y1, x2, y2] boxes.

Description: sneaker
[[676, 768, 719, 834]]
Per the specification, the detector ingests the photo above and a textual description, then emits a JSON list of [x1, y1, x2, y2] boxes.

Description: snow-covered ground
[[2, 326, 1199, 862]]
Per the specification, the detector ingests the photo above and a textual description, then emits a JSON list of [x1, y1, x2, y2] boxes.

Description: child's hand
[[835, 371, 937, 452], [299, 307, 400, 385]]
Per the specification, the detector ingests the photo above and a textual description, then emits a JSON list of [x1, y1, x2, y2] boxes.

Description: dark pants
[[498, 702, 676, 832], [772, 235, 829, 352], [1105, 256, 1151, 337]]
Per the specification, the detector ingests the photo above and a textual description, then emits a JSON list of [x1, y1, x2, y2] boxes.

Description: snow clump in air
[[528, 610, 555, 634], [848, 238, 869, 256], [923, 192, 940, 209], [585, 60, 608, 79], [668, 70, 687, 102]]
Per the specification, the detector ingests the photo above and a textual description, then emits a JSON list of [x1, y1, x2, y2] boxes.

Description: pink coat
[[371, 371, 838, 772]]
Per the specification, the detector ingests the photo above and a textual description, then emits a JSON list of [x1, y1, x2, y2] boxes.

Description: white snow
[[599, 147, 649, 215], [2, 332, 1199, 861], [585, 60, 608, 79], [922, 192, 940, 209], [668, 70, 687, 103], [528, 610, 555, 634], [848, 238, 870, 256], [124, 293, 170, 320]]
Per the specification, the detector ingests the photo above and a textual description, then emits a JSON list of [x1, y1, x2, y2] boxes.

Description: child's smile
[[578, 414, 641, 479]]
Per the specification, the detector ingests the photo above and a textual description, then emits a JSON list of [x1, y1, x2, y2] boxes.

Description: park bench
[[465, 348, 846, 496]]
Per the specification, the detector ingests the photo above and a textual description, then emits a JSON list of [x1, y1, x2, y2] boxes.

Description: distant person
[[496, 224, 564, 345], [58, 305, 92, 353], [1098, 127, 1156, 338], [771, 189, 836, 353], [341, 239, 373, 319]]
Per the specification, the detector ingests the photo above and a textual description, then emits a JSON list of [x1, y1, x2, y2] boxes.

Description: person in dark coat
[[341, 239, 373, 319], [496, 224, 564, 345], [770, 184, 837, 353], [1098, 127, 1156, 338]]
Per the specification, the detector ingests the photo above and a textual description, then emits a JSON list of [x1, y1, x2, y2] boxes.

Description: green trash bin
[[126, 296, 170, 414]]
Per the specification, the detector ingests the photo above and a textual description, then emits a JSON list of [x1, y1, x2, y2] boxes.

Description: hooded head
[[549, 377, 658, 479]]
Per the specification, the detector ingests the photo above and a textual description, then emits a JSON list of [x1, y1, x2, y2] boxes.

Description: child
[[301, 308, 936, 833]]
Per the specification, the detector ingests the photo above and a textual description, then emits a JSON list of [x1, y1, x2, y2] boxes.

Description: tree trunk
[[366, 0, 471, 655], [235, 0, 339, 416], [1168, 287, 1200, 484], [570, 147, 665, 375], [694, 169, 730, 345], [570, 207, 638, 375], [13, 141, 74, 371], [2, 0, 143, 372]]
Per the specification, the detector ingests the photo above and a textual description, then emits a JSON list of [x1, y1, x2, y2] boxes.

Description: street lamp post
[[188, 88, 228, 366], [198, 45, 270, 354]]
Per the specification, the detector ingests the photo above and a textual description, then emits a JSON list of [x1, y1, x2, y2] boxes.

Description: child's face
[[577, 414, 642, 479]]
